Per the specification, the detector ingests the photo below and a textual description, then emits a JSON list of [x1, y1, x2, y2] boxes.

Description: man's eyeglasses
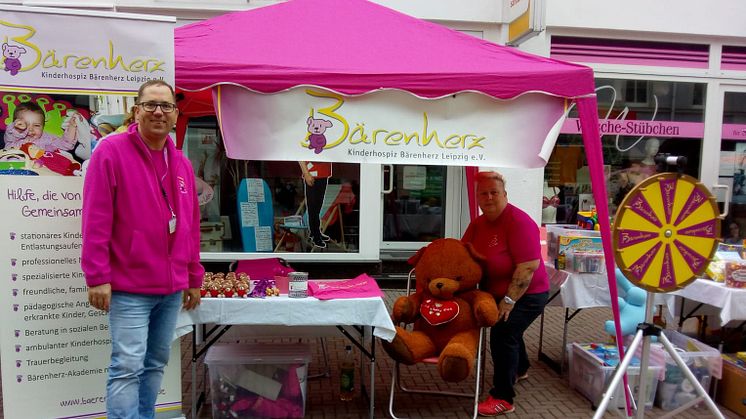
[[138, 101, 177, 113]]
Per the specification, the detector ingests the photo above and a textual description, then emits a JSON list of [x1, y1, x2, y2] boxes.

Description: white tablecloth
[[546, 265, 671, 309], [669, 279, 746, 326], [175, 295, 396, 342]]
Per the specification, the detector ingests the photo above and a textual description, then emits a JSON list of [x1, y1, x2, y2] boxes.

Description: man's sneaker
[[478, 397, 515, 417], [516, 372, 529, 383], [319, 232, 331, 242], [311, 236, 327, 248]]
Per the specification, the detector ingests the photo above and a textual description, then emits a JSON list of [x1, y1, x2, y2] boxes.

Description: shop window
[[719, 92, 746, 245], [624, 80, 648, 106], [546, 78, 705, 225], [182, 117, 361, 254], [382, 165, 446, 243]]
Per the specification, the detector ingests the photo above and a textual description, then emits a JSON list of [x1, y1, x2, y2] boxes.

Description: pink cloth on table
[[308, 274, 383, 300]]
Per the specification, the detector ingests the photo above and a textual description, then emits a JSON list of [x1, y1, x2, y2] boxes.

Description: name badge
[[169, 216, 177, 234]]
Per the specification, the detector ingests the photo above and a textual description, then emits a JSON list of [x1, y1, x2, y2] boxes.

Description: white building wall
[[540, 0, 746, 203], [547, 0, 746, 40]]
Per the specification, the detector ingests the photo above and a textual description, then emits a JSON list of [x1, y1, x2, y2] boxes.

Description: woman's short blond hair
[[475, 171, 506, 188]]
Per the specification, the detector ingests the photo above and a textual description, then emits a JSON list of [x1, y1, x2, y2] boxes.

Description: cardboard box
[[725, 261, 746, 288], [200, 239, 223, 252], [717, 355, 746, 417], [283, 215, 304, 228], [558, 235, 603, 270], [565, 250, 605, 273], [546, 224, 577, 261], [706, 244, 745, 282], [568, 343, 661, 410], [206, 343, 311, 418], [200, 221, 225, 241]]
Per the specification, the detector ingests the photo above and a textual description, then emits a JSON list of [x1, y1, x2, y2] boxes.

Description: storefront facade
[[45, 0, 746, 268], [534, 0, 746, 241]]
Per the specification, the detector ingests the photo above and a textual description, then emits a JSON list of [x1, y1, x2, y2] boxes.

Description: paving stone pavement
[[179, 289, 741, 419]]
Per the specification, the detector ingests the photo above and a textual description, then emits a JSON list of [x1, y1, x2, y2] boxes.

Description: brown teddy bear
[[382, 238, 499, 382]]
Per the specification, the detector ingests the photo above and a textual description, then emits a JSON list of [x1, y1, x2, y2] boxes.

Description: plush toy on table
[[604, 268, 647, 337], [382, 238, 499, 382]]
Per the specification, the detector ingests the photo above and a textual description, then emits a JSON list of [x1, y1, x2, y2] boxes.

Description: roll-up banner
[[1, 6, 181, 418]]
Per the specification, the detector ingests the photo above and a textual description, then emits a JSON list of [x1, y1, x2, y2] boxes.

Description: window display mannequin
[[542, 182, 559, 224], [616, 138, 661, 192], [299, 161, 332, 249], [641, 137, 660, 166]]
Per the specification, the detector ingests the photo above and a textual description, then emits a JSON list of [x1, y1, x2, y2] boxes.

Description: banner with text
[[0, 177, 182, 418], [216, 85, 568, 169], [0, 5, 174, 94], [1, 7, 181, 419], [561, 118, 705, 139], [561, 118, 746, 140]]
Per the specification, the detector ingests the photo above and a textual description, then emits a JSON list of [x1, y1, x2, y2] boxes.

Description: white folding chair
[[388, 269, 488, 419]]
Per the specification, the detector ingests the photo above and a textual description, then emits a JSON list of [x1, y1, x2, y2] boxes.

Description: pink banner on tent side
[[561, 118, 704, 138]]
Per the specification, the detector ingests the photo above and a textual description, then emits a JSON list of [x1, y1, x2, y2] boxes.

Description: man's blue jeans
[[107, 291, 182, 419]]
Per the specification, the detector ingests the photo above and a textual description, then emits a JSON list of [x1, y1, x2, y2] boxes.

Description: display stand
[[592, 297, 724, 418], [596, 156, 724, 418]]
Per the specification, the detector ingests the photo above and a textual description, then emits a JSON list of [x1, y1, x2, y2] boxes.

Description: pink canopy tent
[[174, 0, 626, 402]]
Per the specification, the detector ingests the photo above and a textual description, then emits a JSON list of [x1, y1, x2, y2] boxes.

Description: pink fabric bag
[[308, 274, 383, 300], [234, 258, 294, 280]]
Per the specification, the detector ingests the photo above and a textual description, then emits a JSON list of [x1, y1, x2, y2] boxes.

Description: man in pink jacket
[[81, 80, 203, 419]]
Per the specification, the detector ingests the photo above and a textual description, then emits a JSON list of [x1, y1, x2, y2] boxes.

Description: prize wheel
[[612, 172, 721, 293]]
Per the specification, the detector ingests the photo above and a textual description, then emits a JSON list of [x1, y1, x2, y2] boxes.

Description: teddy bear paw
[[439, 354, 471, 382], [381, 334, 417, 365]]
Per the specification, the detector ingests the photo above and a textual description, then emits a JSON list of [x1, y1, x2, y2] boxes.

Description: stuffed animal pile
[[200, 271, 280, 298], [382, 238, 498, 382]]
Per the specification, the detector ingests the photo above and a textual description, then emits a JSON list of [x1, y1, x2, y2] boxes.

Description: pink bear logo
[[2, 43, 27, 76], [306, 116, 332, 154]]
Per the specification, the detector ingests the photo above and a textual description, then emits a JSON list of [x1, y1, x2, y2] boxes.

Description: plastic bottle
[[339, 345, 355, 401]]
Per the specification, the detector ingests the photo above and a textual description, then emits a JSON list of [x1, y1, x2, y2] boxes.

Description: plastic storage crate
[[654, 330, 722, 411], [568, 343, 662, 410], [205, 343, 311, 419]]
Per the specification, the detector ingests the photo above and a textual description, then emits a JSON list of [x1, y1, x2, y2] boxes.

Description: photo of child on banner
[[0, 92, 99, 176]]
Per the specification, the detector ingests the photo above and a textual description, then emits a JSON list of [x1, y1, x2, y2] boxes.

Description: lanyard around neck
[[153, 146, 176, 219]]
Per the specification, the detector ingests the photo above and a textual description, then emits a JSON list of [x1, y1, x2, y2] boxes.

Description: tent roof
[[174, 0, 595, 101], [173, 0, 625, 376]]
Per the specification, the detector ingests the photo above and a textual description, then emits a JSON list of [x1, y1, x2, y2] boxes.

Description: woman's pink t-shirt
[[462, 203, 549, 298]]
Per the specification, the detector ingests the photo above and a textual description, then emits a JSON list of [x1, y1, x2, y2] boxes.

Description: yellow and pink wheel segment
[[613, 173, 721, 293]]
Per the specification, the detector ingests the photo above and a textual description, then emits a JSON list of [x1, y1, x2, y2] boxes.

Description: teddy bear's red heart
[[420, 298, 460, 326]]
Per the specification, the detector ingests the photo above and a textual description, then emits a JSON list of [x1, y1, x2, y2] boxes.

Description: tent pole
[[576, 96, 632, 415]]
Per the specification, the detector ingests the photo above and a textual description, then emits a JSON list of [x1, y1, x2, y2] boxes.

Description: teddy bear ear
[[407, 244, 428, 267], [463, 242, 487, 266]]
